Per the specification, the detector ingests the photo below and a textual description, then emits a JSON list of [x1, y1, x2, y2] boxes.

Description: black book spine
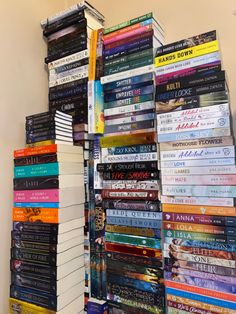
[[49, 94, 87, 109], [11, 248, 57, 266], [103, 200, 160, 211], [49, 83, 88, 101], [13, 222, 58, 233], [14, 154, 58, 167], [11, 272, 57, 295], [155, 30, 217, 57], [102, 170, 159, 181], [12, 239, 57, 252], [49, 99, 87, 113], [14, 176, 59, 191], [12, 231, 58, 244], [11, 259, 57, 278], [156, 70, 226, 94], [104, 81, 153, 96], [105, 119, 155, 134], [97, 161, 158, 172], [49, 77, 88, 93]]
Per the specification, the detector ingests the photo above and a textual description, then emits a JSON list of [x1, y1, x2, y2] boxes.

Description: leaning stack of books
[[10, 140, 86, 313], [155, 31, 236, 313], [41, 3, 105, 309], [99, 12, 165, 314]]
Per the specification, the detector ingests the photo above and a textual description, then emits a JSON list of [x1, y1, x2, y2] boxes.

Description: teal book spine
[[14, 162, 59, 178]]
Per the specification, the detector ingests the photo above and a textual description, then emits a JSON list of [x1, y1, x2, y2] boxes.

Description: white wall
[[0, 1, 66, 312]]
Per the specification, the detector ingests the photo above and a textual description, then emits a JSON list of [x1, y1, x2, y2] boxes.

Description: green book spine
[[104, 56, 153, 76], [104, 12, 153, 35], [104, 48, 154, 67]]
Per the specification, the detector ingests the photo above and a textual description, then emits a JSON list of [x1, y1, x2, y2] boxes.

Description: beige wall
[[1, 0, 235, 312], [0, 1, 67, 312], [66, 0, 236, 131]]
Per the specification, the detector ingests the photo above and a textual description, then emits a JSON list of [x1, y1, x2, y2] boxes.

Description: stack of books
[[25, 111, 73, 147], [41, 2, 105, 308], [99, 13, 165, 314], [42, 1, 104, 148], [155, 31, 236, 313], [102, 12, 164, 78], [10, 143, 85, 313]]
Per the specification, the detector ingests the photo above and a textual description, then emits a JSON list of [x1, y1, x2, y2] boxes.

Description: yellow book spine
[[88, 30, 98, 81], [9, 298, 55, 314], [26, 140, 55, 148], [155, 40, 219, 67], [100, 132, 156, 148]]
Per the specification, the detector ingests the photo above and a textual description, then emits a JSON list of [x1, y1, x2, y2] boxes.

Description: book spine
[[155, 40, 219, 67], [102, 170, 159, 180], [12, 207, 59, 224], [105, 232, 161, 249], [162, 174, 236, 186], [14, 202, 59, 208], [104, 25, 153, 45], [103, 199, 159, 211], [104, 101, 154, 117], [160, 145, 235, 160], [14, 154, 58, 167], [14, 163, 60, 178], [104, 72, 153, 91], [102, 189, 159, 201], [14, 189, 59, 203], [88, 30, 98, 81], [105, 94, 153, 109], [162, 197, 235, 208], [104, 85, 154, 102], [161, 165, 236, 176], [14, 176, 59, 190], [104, 12, 153, 35], [107, 216, 161, 228], [14, 145, 58, 158], [105, 120, 155, 135], [157, 127, 231, 143], [106, 209, 162, 220], [102, 144, 157, 155], [49, 69, 88, 88], [103, 180, 159, 190], [106, 224, 161, 238], [161, 157, 235, 169], [162, 185, 236, 198], [104, 56, 153, 76], [100, 132, 156, 148], [155, 30, 216, 56]]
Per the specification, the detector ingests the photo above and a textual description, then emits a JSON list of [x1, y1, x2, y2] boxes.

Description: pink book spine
[[14, 189, 59, 202], [104, 25, 152, 45]]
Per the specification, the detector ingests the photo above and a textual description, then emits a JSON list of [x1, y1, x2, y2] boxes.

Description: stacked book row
[[155, 31, 236, 313], [99, 12, 165, 314]]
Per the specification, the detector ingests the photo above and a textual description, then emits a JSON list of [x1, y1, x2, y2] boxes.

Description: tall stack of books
[[41, 3, 105, 309], [98, 13, 165, 314], [155, 31, 236, 313], [10, 136, 86, 312]]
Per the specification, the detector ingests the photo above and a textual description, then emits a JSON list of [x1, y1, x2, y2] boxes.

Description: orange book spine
[[88, 30, 98, 81], [14, 144, 57, 158], [165, 280, 236, 302], [12, 207, 59, 224], [162, 203, 236, 216]]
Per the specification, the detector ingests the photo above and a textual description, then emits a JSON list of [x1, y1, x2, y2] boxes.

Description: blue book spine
[[166, 287, 236, 310], [104, 80, 153, 95], [104, 85, 154, 103], [104, 36, 153, 57], [103, 73, 153, 91], [106, 216, 162, 228], [14, 202, 59, 208], [157, 127, 231, 142], [14, 163, 59, 178]]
